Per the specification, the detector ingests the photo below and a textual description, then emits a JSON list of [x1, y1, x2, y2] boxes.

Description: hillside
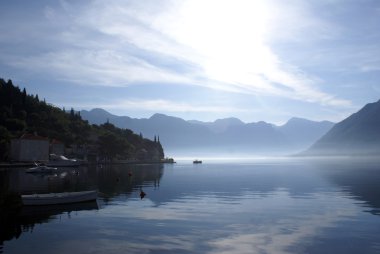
[[0, 79, 164, 162], [304, 99, 380, 156]]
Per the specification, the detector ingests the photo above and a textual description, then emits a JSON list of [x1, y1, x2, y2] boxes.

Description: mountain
[[278, 117, 334, 150], [81, 109, 333, 156], [304, 99, 380, 156], [189, 117, 244, 133], [81, 110, 217, 153], [81, 108, 132, 128]]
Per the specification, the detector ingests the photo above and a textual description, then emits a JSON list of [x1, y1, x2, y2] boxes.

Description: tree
[[22, 88, 26, 106], [4, 118, 26, 132], [70, 108, 75, 119], [97, 133, 129, 162], [0, 77, 165, 162]]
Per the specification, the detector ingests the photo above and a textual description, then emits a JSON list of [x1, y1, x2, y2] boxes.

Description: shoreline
[[0, 160, 175, 168]]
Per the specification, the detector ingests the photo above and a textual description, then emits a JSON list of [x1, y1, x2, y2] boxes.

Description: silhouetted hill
[[304, 99, 380, 156], [0, 79, 164, 162], [81, 109, 333, 155]]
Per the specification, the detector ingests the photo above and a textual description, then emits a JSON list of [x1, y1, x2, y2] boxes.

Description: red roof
[[19, 133, 49, 141], [51, 139, 63, 144]]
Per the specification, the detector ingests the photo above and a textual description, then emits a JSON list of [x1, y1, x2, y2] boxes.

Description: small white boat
[[26, 164, 57, 173], [22, 190, 98, 206], [47, 154, 83, 167]]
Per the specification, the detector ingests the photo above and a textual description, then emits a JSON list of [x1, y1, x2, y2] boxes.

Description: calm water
[[1, 158, 380, 254]]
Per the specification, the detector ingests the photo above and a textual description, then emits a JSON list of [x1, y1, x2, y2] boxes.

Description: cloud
[[60, 98, 250, 114], [1, 0, 354, 108], [8, 49, 193, 86]]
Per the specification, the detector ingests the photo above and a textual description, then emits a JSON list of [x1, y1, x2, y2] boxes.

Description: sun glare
[[159, 0, 272, 88]]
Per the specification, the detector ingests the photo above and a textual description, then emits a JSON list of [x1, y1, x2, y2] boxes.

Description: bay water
[[1, 158, 380, 253]]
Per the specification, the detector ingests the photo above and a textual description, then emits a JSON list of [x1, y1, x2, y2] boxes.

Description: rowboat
[[21, 190, 98, 206], [26, 163, 57, 173]]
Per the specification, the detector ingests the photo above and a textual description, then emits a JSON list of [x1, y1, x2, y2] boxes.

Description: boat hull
[[22, 190, 98, 206], [25, 163, 58, 173], [25, 166, 57, 173], [46, 161, 83, 167]]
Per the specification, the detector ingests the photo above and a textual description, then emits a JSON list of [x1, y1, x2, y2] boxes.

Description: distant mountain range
[[80, 108, 334, 156], [304, 99, 380, 156]]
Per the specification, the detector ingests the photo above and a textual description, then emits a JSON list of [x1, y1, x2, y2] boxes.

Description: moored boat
[[47, 154, 83, 167], [25, 164, 57, 173], [21, 190, 98, 206], [193, 160, 202, 164]]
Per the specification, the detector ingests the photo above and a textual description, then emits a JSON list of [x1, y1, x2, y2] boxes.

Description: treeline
[[0, 78, 164, 162]]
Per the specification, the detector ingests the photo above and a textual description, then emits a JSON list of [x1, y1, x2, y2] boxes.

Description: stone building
[[10, 134, 49, 162]]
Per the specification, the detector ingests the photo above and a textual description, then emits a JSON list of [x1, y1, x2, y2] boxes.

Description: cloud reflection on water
[[97, 188, 359, 254], [3, 161, 380, 254]]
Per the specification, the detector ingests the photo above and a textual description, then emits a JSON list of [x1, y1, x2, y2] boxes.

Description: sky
[[1, 0, 380, 125]]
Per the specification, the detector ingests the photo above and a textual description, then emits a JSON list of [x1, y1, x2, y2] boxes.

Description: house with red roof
[[10, 133, 49, 162]]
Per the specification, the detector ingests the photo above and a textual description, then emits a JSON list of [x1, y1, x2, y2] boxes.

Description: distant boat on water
[[193, 160, 202, 164]]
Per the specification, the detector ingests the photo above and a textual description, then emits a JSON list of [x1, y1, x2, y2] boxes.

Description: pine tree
[[22, 88, 26, 106]]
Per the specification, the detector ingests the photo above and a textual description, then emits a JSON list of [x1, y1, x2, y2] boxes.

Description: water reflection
[[93, 164, 163, 201], [0, 163, 164, 252], [0, 200, 98, 252], [0, 160, 380, 254], [313, 159, 380, 215]]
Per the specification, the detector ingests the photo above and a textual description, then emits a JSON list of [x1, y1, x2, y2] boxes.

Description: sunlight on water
[[1, 159, 380, 253], [174, 155, 294, 164]]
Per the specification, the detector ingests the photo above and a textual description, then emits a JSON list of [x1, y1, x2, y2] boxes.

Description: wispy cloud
[[1, 0, 354, 108], [8, 49, 193, 86], [61, 98, 250, 114]]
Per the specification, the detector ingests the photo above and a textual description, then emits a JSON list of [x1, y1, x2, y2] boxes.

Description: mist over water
[[1, 158, 380, 254], [166, 150, 380, 163], [165, 150, 301, 162]]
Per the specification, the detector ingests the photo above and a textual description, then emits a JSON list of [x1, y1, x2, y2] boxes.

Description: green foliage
[[0, 78, 164, 162], [98, 132, 128, 161], [4, 118, 26, 132]]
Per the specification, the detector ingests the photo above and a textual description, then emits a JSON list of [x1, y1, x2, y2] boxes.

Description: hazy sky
[[1, 0, 380, 124]]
